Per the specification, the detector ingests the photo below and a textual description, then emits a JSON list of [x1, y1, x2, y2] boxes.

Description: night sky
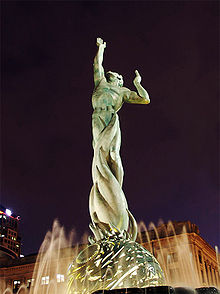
[[1, 1, 219, 255]]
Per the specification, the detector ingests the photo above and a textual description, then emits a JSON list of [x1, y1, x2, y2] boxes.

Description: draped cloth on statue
[[89, 107, 137, 241], [67, 39, 165, 293]]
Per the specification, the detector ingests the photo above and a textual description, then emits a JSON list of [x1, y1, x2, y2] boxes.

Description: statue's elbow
[[144, 97, 150, 104]]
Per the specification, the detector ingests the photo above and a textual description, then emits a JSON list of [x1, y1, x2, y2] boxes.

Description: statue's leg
[[90, 112, 129, 235], [92, 110, 114, 147], [109, 122, 124, 187]]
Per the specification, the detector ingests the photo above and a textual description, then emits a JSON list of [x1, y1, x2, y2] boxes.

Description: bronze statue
[[68, 38, 164, 293], [89, 37, 150, 242]]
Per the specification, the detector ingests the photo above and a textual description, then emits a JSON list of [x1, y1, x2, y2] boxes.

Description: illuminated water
[[138, 221, 200, 288], [2, 220, 220, 293]]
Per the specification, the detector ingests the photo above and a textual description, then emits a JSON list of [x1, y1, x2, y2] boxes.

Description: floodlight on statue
[[67, 38, 165, 293]]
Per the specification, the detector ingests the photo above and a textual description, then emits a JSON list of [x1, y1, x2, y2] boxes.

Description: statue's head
[[106, 71, 123, 87]]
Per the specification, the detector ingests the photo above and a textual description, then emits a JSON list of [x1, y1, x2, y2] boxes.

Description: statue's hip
[[92, 106, 115, 132]]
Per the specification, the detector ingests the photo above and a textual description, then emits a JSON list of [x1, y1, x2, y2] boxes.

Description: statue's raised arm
[[122, 70, 150, 104], [93, 37, 106, 87]]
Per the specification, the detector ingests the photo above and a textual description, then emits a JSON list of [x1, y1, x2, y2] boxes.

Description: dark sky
[[1, 1, 219, 255]]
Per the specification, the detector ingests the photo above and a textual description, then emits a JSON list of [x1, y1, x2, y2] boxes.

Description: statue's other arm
[[94, 38, 106, 87], [123, 70, 150, 104]]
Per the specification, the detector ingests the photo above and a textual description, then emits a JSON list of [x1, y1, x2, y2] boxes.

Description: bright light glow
[[41, 276, 49, 285], [6, 209, 12, 216], [27, 278, 34, 287], [57, 274, 65, 283], [13, 280, 21, 290], [0, 211, 3, 214]]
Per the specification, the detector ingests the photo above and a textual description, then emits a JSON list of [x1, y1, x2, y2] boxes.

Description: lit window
[[6, 209, 12, 216], [41, 276, 49, 285], [57, 274, 65, 283], [27, 278, 34, 288], [13, 280, 21, 290], [167, 252, 178, 263]]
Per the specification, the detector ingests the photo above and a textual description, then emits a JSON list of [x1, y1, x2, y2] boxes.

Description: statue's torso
[[92, 79, 123, 112]]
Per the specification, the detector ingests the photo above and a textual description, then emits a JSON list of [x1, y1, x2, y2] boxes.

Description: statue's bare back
[[92, 79, 123, 112]]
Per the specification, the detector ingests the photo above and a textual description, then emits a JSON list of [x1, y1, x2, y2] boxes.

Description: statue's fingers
[[97, 37, 103, 43], [135, 70, 140, 76]]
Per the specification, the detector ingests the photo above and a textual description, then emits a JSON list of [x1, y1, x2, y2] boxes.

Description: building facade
[[0, 205, 21, 260], [137, 221, 220, 288]]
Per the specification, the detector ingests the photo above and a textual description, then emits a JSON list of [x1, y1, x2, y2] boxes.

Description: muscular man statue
[[68, 39, 165, 292], [89, 38, 150, 242]]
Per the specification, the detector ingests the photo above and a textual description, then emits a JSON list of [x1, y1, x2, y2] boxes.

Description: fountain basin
[[174, 287, 196, 294], [195, 287, 220, 294], [92, 286, 175, 293], [92, 287, 220, 294]]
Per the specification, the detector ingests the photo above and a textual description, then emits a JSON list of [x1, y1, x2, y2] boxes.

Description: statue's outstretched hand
[[96, 37, 106, 48], [133, 70, 142, 85]]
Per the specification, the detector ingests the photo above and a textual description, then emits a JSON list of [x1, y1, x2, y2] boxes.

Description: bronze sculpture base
[[68, 234, 164, 293]]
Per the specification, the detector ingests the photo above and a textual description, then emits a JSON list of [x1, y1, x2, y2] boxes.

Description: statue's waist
[[93, 105, 115, 112]]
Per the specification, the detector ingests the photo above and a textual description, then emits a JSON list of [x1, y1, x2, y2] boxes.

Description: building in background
[[137, 221, 220, 288], [0, 220, 219, 292], [0, 205, 21, 260]]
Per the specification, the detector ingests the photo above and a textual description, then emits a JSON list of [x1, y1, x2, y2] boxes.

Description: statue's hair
[[106, 71, 115, 81], [106, 71, 123, 87]]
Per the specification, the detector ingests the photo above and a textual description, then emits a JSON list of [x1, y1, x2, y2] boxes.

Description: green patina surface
[[68, 38, 164, 293]]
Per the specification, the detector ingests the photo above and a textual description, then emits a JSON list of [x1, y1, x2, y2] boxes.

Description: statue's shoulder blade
[[94, 77, 107, 90]]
